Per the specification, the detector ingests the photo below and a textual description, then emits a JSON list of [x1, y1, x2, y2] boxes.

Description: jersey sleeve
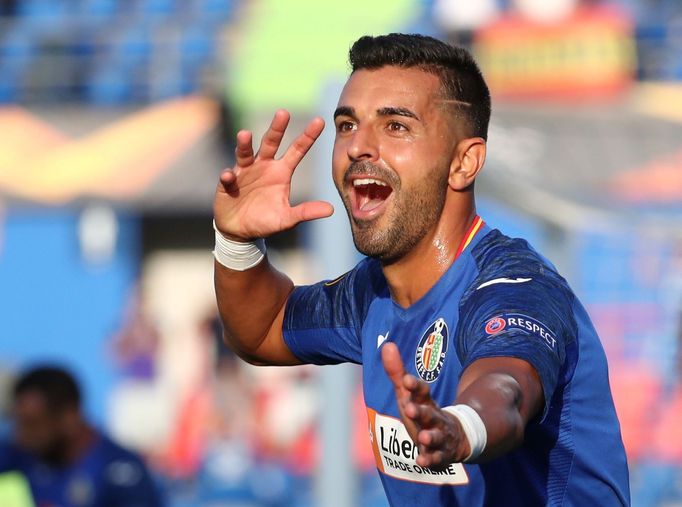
[[455, 266, 575, 420], [283, 260, 376, 365]]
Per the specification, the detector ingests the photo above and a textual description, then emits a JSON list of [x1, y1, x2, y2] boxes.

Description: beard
[[337, 160, 449, 264]]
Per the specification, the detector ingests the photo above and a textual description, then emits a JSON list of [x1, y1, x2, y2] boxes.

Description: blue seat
[[109, 23, 154, 64], [194, 0, 234, 20], [140, 0, 177, 15], [17, 0, 70, 32], [180, 26, 215, 60], [0, 26, 37, 62], [0, 68, 20, 103], [80, 0, 119, 16], [17, 0, 63, 16], [86, 65, 134, 105]]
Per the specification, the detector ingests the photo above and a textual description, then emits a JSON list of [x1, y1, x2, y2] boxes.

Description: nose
[[346, 125, 379, 162]]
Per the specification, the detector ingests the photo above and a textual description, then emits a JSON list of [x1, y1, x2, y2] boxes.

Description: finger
[[285, 201, 334, 228], [281, 117, 325, 169], [257, 109, 290, 160], [405, 403, 439, 428], [381, 343, 408, 395], [418, 428, 445, 449], [219, 169, 236, 187], [416, 449, 445, 468], [404, 375, 433, 405], [235, 130, 255, 167]]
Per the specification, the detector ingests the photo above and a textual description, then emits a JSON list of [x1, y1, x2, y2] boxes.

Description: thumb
[[382, 343, 408, 396], [287, 200, 334, 226]]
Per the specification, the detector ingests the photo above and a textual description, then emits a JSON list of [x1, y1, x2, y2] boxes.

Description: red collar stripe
[[455, 215, 484, 260]]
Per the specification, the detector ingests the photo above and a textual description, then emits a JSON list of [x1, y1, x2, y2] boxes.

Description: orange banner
[[474, 6, 636, 99], [0, 97, 219, 204]]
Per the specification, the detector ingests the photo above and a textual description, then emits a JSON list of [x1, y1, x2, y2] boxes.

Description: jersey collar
[[454, 215, 485, 260]]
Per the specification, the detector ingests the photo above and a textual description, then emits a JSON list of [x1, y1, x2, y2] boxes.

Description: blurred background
[[0, 0, 681, 505]]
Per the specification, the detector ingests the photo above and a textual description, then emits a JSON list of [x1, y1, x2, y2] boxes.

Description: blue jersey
[[0, 433, 162, 507], [283, 220, 630, 506]]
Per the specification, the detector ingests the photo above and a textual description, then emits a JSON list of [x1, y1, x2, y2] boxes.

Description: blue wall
[[0, 207, 140, 426]]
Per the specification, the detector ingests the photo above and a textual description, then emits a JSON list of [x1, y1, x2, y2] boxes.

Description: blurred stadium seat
[[139, 0, 178, 16], [0, 0, 233, 104]]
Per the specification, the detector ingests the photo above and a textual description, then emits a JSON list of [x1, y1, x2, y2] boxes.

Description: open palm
[[382, 342, 468, 468], [214, 109, 334, 240]]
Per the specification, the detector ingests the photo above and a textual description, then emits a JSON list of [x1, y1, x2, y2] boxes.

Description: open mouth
[[350, 177, 393, 219]]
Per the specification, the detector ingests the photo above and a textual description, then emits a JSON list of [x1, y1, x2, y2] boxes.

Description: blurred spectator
[[0, 366, 163, 507], [205, 314, 255, 441], [108, 287, 173, 458], [112, 288, 160, 381], [628, 243, 682, 505], [157, 311, 256, 478], [631, 401, 682, 506]]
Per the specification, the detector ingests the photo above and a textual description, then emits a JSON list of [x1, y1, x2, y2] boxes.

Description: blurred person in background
[[631, 301, 682, 506], [0, 366, 163, 507], [112, 288, 160, 382], [158, 311, 257, 479], [212, 33, 629, 506]]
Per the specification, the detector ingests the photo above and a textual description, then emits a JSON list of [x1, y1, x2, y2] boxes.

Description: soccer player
[[212, 34, 630, 505], [0, 366, 163, 507]]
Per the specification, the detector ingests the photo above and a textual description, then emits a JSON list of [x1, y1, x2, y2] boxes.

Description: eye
[[387, 121, 408, 132], [336, 120, 356, 133]]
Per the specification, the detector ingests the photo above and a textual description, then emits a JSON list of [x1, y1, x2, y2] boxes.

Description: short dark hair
[[349, 33, 491, 140], [13, 366, 81, 412]]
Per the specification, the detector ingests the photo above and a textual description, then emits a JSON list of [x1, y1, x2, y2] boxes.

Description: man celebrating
[[213, 33, 630, 505]]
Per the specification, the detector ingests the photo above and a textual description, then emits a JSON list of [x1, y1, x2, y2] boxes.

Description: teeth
[[353, 178, 387, 187]]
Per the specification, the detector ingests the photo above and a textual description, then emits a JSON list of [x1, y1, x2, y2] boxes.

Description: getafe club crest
[[415, 318, 449, 382]]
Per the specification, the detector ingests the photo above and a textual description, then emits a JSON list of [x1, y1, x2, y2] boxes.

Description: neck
[[382, 198, 477, 308]]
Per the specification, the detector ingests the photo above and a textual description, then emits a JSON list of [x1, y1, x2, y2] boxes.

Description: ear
[[448, 137, 486, 191]]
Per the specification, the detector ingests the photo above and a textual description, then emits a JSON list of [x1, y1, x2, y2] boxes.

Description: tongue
[[360, 196, 385, 212], [357, 184, 390, 212]]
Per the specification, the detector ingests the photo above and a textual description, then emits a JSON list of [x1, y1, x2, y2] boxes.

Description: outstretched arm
[[381, 342, 543, 467], [214, 110, 334, 366]]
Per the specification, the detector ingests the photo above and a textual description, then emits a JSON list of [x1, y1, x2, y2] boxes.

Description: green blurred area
[[229, 0, 417, 111], [0, 473, 35, 507]]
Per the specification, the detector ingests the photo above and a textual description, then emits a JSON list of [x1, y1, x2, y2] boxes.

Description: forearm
[[214, 257, 298, 365], [454, 358, 543, 462], [454, 373, 526, 461]]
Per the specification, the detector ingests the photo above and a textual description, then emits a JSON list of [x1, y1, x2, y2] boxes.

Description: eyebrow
[[333, 106, 420, 121], [377, 107, 420, 121], [333, 106, 355, 120]]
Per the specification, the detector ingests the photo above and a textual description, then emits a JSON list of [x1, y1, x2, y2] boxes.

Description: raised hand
[[214, 109, 334, 241], [381, 342, 470, 468]]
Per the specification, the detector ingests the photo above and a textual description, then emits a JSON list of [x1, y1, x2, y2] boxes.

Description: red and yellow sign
[[474, 6, 636, 99]]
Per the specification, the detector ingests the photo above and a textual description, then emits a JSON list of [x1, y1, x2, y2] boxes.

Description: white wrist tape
[[442, 404, 487, 462], [212, 220, 266, 271]]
